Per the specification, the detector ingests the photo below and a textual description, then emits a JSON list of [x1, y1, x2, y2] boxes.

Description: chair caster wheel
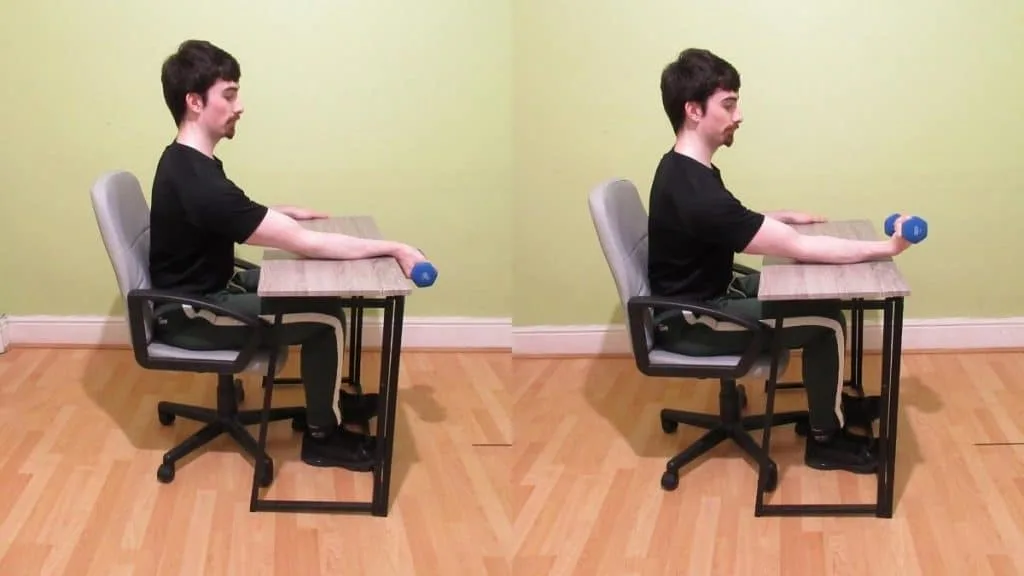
[[234, 378, 245, 403], [761, 463, 778, 492], [158, 409, 175, 426], [157, 463, 175, 483], [661, 470, 679, 491], [660, 414, 679, 434], [291, 413, 307, 432], [257, 460, 274, 487]]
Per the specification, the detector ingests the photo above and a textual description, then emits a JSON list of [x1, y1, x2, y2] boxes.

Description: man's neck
[[175, 124, 218, 158], [672, 131, 715, 168]]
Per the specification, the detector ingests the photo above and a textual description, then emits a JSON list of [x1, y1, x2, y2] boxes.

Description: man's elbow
[[243, 213, 317, 256], [740, 220, 802, 260]]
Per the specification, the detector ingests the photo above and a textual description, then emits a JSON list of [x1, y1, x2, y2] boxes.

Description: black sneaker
[[300, 427, 377, 471], [842, 393, 881, 430], [804, 428, 878, 474], [339, 390, 379, 424]]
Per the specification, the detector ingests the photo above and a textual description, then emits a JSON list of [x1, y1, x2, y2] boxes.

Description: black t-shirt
[[647, 150, 765, 301], [149, 141, 268, 295]]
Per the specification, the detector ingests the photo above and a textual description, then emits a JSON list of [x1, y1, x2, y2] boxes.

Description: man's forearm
[[793, 235, 896, 264], [296, 230, 403, 261]]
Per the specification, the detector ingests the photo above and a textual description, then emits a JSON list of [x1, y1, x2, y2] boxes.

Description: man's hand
[[275, 205, 329, 220], [887, 215, 913, 256], [391, 244, 429, 278], [769, 210, 828, 225]]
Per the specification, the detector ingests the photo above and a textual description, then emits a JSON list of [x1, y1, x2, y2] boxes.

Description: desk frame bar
[[754, 296, 903, 518], [247, 295, 405, 517]]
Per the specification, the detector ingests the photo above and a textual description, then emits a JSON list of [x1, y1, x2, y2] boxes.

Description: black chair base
[[155, 374, 306, 486], [659, 379, 807, 492]]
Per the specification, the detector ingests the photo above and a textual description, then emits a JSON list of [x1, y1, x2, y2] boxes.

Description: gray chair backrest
[[90, 170, 154, 343], [588, 179, 654, 352]]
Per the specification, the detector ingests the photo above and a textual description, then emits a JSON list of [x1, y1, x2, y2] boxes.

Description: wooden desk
[[754, 219, 908, 519], [250, 216, 413, 517], [258, 216, 414, 298], [759, 220, 910, 301]]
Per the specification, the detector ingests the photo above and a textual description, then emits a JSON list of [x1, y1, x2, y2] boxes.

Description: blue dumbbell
[[884, 213, 928, 243], [411, 261, 438, 287]]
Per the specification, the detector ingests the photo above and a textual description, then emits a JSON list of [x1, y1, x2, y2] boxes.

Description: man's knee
[[805, 302, 847, 341], [271, 307, 347, 345]]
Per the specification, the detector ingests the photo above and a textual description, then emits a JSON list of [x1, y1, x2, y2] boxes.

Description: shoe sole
[[804, 459, 877, 475], [301, 455, 375, 472]]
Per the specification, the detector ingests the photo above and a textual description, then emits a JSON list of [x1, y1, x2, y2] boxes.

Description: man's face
[[188, 79, 244, 140], [690, 89, 743, 148]]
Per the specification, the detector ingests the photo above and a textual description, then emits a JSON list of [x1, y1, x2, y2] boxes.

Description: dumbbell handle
[[884, 213, 928, 244]]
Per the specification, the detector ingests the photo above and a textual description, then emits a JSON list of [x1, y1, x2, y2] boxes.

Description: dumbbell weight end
[[411, 262, 438, 288], [883, 213, 928, 244]]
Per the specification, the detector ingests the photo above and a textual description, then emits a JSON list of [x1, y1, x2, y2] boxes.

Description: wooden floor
[[2, 348, 1024, 574]]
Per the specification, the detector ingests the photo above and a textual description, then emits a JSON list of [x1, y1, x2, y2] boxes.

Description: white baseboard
[[512, 317, 1024, 356], [5, 315, 511, 350], [0, 314, 9, 354], [8, 315, 1024, 356]]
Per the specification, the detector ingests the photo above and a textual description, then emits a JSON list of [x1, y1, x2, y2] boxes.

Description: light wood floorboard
[[510, 351, 1024, 575], [3, 348, 1024, 574]]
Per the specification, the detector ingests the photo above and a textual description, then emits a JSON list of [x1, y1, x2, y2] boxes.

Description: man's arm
[[763, 210, 826, 225], [742, 216, 909, 264], [272, 205, 328, 220], [243, 209, 425, 275]]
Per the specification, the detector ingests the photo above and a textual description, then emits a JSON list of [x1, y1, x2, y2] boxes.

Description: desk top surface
[[256, 216, 414, 298], [758, 219, 910, 301]]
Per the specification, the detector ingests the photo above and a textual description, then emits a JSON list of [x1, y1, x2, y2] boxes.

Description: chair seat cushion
[[648, 349, 789, 379], [147, 342, 289, 375]]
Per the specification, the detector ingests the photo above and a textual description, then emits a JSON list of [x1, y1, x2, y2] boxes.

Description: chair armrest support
[[234, 256, 259, 270], [732, 262, 758, 276], [626, 295, 776, 379], [126, 289, 271, 374]]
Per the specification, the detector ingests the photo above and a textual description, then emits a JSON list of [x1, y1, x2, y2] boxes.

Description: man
[[149, 39, 428, 471], [648, 48, 915, 474]]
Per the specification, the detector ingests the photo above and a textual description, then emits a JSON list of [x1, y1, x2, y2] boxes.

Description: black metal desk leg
[[879, 297, 904, 517], [371, 296, 405, 516], [874, 298, 895, 517], [250, 312, 284, 509], [347, 305, 364, 392], [754, 314, 786, 517], [849, 300, 864, 395]]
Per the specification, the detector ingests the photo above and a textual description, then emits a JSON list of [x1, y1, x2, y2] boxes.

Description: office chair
[[90, 170, 306, 486], [587, 178, 808, 492]]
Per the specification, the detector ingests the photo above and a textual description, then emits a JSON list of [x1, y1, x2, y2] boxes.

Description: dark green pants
[[154, 268, 348, 430], [654, 272, 848, 434]]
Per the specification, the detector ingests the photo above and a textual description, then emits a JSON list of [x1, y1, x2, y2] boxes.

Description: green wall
[[0, 1, 512, 319], [3, 1, 1023, 327], [513, 0, 1024, 326]]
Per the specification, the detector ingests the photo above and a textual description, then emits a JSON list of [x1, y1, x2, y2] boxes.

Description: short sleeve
[[686, 190, 765, 253], [182, 175, 269, 243]]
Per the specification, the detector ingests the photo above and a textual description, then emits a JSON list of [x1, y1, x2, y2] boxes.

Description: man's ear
[[185, 92, 205, 115], [684, 101, 704, 123]]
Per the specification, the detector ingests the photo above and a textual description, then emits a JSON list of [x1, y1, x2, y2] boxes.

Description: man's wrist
[[884, 237, 903, 257], [382, 240, 406, 258]]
